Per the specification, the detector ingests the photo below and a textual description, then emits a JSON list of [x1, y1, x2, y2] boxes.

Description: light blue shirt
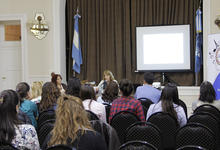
[[19, 100, 39, 128], [134, 84, 161, 103], [146, 101, 187, 127]]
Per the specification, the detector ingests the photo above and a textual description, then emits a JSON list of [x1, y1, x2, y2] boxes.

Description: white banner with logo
[[207, 34, 220, 100]]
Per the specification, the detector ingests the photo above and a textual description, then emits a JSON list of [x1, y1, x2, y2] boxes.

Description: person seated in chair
[[192, 81, 220, 111], [134, 72, 161, 103]]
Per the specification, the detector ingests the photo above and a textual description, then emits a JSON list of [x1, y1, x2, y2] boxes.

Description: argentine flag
[[72, 14, 82, 74]]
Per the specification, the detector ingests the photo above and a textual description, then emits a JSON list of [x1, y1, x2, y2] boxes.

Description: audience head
[[80, 85, 96, 101], [66, 77, 81, 97], [199, 81, 216, 103], [31, 81, 43, 99], [143, 72, 154, 85], [0, 90, 20, 143], [39, 82, 61, 112], [103, 70, 115, 82], [102, 81, 119, 103], [51, 72, 62, 86], [16, 82, 30, 101], [119, 79, 133, 97], [48, 94, 91, 146], [160, 83, 179, 125]]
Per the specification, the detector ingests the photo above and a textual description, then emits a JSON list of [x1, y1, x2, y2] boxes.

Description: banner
[[207, 34, 220, 100]]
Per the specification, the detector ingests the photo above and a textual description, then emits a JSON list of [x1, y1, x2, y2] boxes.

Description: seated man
[[134, 72, 161, 103]]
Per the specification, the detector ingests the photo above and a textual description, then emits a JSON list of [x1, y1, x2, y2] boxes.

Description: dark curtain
[[66, 0, 200, 85]]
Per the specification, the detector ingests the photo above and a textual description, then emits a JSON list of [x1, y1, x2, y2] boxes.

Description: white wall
[[0, 0, 66, 84]]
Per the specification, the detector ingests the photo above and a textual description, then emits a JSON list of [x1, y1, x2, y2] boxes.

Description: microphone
[[103, 80, 107, 89]]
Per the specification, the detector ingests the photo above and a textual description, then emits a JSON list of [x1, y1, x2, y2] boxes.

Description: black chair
[[103, 103, 111, 123], [46, 144, 74, 150], [176, 123, 217, 150], [188, 112, 220, 148], [147, 112, 178, 150], [125, 121, 161, 150], [38, 122, 54, 148], [178, 99, 188, 118], [0, 144, 18, 150], [110, 111, 140, 144], [90, 120, 121, 150], [177, 145, 207, 150], [119, 140, 157, 150], [38, 119, 55, 131], [138, 98, 153, 117], [194, 104, 220, 122], [37, 110, 55, 128], [86, 110, 99, 121]]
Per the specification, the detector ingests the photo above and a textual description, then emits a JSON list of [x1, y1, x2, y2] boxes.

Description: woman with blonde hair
[[31, 81, 43, 104], [96, 70, 118, 94], [44, 95, 107, 150]]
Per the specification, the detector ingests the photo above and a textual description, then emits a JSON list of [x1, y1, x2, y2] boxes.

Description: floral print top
[[11, 124, 40, 150]]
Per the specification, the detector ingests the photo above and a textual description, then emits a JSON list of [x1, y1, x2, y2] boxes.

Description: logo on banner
[[209, 40, 220, 70]]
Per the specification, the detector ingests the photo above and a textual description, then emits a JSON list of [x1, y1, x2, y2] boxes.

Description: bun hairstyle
[[16, 82, 30, 100], [119, 79, 133, 96]]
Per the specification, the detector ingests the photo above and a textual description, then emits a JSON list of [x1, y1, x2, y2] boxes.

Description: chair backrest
[[194, 104, 220, 122], [86, 110, 99, 121], [125, 121, 161, 150], [147, 112, 178, 149], [37, 110, 55, 128], [90, 120, 121, 150], [0, 144, 18, 150], [138, 98, 153, 117], [46, 144, 73, 150], [38, 119, 55, 131], [188, 112, 220, 147], [38, 122, 54, 148], [178, 99, 188, 118], [177, 145, 207, 150], [119, 140, 157, 150], [176, 123, 217, 149], [110, 110, 140, 144]]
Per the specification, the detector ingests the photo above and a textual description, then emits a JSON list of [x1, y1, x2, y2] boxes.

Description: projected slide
[[136, 25, 191, 71]]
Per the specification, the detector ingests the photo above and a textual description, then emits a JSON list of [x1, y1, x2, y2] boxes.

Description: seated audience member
[[134, 72, 161, 103], [16, 82, 39, 129], [109, 79, 145, 122], [97, 81, 119, 105], [95, 70, 118, 94], [0, 90, 39, 149], [66, 77, 81, 98], [44, 95, 107, 150], [39, 82, 61, 112], [146, 83, 187, 127], [31, 81, 43, 104], [192, 81, 220, 111], [51, 72, 67, 93], [80, 85, 106, 122]]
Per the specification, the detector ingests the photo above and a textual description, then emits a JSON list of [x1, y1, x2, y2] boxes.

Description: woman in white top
[[81, 85, 106, 122], [0, 90, 39, 150], [96, 70, 118, 94], [146, 83, 187, 127], [192, 81, 220, 111]]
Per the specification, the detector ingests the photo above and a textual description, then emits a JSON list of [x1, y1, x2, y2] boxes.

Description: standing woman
[[96, 70, 118, 94], [146, 83, 187, 127], [0, 90, 39, 149], [16, 82, 39, 129], [51, 72, 67, 93]]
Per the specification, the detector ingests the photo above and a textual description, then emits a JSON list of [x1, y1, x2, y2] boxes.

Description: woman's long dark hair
[[66, 77, 81, 98], [0, 90, 20, 144], [80, 85, 96, 109], [102, 81, 118, 103], [199, 81, 216, 103], [160, 83, 179, 125]]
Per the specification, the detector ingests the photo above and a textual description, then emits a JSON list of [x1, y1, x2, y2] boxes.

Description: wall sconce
[[30, 13, 49, 39], [215, 16, 220, 29]]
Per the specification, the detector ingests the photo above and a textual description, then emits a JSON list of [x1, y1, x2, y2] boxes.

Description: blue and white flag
[[72, 14, 82, 74], [195, 8, 203, 73]]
